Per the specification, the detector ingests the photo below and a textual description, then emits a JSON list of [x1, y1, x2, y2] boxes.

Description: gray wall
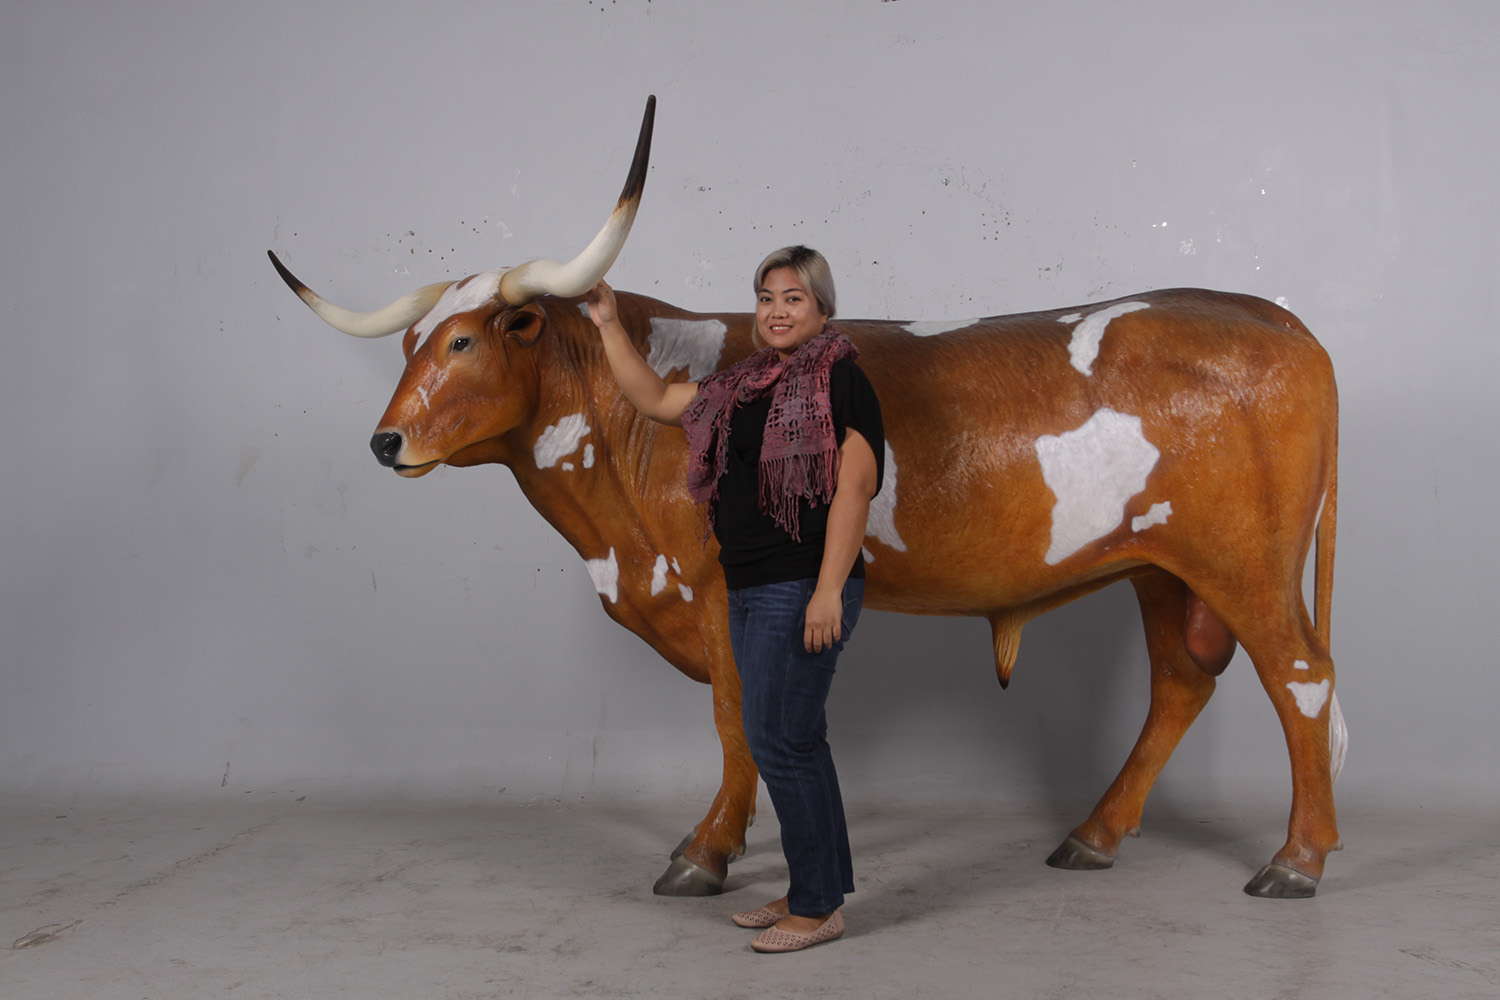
[[2, 1, 1495, 814]]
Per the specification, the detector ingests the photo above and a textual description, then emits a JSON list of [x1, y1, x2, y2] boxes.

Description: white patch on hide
[[562, 462, 574, 472], [1286, 679, 1331, 719], [534, 413, 591, 469], [585, 548, 619, 604], [1294, 659, 1311, 671], [866, 441, 908, 552], [1036, 409, 1160, 565], [416, 386, 431, 410], [413, 269, 505, 350], [1329, 692, 1348, 782], [861, 546, 875, 563], [903, 319, 977, 337], [1058, 301, 1150, 376], [1131, 501, 1172, 533], [651, 553, 692, 601], [651, 554, 669, 597], [583, 444, 595, 469], [647, 318, 727, 381]]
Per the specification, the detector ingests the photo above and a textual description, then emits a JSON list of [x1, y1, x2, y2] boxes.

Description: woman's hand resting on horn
[[586, 279, 619, 329]]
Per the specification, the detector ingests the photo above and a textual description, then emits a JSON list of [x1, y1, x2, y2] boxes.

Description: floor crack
[[107, 820, 277, 905]]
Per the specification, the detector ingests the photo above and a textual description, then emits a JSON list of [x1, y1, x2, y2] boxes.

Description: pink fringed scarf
[[681, 326, 859, 541]]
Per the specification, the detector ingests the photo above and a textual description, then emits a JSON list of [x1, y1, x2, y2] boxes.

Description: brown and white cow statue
[[270, 97, 1345, 899]]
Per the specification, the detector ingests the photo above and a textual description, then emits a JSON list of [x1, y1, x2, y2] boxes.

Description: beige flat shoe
[[731, 905, 784, 929], [750, 909, 844, 953]]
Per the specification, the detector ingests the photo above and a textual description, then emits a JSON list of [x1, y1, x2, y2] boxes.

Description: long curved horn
[[267, 251, 454, 339], [499, 95, 655, 305]]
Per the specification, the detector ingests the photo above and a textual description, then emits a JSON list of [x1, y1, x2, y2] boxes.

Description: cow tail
[[1313, 422, 1338, 649]]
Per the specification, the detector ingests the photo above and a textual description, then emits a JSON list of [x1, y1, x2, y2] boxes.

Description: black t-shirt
[[713, 358, 885, 590]]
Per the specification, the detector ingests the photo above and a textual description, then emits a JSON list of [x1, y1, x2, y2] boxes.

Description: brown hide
[[363, 284, 1341, 896]]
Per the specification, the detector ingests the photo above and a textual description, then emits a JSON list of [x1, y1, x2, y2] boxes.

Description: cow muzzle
[[369, 430, 439, 476]]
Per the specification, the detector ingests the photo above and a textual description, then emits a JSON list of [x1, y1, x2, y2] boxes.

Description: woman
[[587, 246, 883, 953]]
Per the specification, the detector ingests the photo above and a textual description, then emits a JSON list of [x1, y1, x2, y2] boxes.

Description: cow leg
[[653, 632, 759, 896], [1048, 572, 1219, 870], [1232, 611, 1341, 898]]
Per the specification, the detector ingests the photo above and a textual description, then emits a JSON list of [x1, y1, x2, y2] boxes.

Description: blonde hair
[[753, 245, 837, 319]]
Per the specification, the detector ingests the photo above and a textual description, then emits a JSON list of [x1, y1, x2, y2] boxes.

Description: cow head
[[269, 97, 655, 477]]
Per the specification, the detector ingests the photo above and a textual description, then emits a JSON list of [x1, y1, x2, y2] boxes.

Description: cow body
[[354, 283, 1340, 899]]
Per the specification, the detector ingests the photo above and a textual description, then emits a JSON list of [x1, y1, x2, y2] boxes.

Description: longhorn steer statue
[[270, 97, 1345, 899]]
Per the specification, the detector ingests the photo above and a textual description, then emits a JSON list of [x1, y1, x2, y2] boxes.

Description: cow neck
[[503, 309, 661, 567]]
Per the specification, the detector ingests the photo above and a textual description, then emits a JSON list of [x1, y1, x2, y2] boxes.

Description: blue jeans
[[727, 577, 864, 917]]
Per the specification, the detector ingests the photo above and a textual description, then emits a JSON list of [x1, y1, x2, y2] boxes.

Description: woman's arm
[[804, 427, 879, 653], [587, 280, 698, 426]]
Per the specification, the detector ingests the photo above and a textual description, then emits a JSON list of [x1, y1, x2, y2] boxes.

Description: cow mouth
[[394, 460, 441, 478]]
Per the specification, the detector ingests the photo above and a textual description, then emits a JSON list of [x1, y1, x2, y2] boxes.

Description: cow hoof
[[653, 855, 725, 897], [670, 832, 742, 864], [1243, 863, 1318, 898], [1045, 836, 1116, 870]]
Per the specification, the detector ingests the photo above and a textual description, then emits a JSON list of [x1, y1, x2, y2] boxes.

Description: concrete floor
[[1, 794, 1495, 999]]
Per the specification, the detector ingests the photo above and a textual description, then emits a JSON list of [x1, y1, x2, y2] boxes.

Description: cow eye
[[451, 336, 472, 353]]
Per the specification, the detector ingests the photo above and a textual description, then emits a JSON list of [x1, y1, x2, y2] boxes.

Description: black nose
[[370, 431, 403, 467]]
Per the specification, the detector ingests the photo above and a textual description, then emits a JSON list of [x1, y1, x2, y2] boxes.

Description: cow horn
[[267, 251, 453, 339], [498, 95, 655, 305]]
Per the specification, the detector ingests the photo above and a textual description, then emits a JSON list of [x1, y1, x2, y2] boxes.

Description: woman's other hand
[[804, 585, 843, 653]]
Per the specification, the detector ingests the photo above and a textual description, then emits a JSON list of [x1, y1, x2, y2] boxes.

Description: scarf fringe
[[758, 448, 842, 542]]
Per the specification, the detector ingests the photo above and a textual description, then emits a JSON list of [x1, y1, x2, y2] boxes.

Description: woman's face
[[756, 266, 829, 358]]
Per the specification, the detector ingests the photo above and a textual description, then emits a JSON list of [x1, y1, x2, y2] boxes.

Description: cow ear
[[500, 303, 546, 347]]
